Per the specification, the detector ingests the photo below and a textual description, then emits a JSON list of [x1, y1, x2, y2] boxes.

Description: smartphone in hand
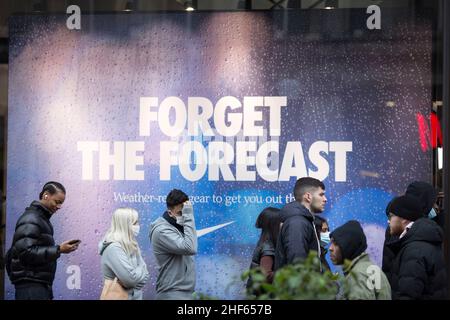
[[68, 239, 81, 245]]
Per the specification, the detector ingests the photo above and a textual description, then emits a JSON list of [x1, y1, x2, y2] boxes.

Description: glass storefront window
[[0, 0, 448, 300]]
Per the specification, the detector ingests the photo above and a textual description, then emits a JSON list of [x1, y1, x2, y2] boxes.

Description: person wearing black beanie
[[405, 181, 444, 228], [386, 195, 447, 299], [329, 220, 391, 300], [388, 195, 424, 238], [383, 195, 424, 286], [383, 182, 444, 287], [405, 181, 437, 215]]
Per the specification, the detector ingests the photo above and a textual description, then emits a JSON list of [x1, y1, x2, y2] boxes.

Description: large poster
[[6, 10, 432, 299]]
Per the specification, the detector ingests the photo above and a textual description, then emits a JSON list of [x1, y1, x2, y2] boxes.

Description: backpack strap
[[99, 242, 114, 255]]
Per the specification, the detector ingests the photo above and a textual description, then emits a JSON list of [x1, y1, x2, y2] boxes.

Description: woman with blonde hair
[[99, 208, 149, 300]]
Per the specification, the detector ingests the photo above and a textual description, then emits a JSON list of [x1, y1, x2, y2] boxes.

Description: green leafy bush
[[242, 251, 343, 300]]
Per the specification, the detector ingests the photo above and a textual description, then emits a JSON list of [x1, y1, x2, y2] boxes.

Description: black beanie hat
[[405, 181, 437, 216], [330, 220, 367, 261], [385, 198, 394, 217], [389, 195, 423, 221]]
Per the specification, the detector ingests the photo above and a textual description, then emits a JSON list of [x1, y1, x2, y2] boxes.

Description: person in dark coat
[[383, 181, 444, 283], [314, 215, 331, 271], [6, 181, 80, 300], [246, 207, 281, 295], [382, 199, 396, 283], [274, 177, 327, 271], [387, 195, 447, 300]]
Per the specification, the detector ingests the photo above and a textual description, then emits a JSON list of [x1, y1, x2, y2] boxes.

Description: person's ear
[[305, 192, 311, 203]]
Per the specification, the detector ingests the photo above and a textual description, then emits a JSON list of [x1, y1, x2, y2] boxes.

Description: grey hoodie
[[149, 203, 197, 300], [99, 241, 149, 300]]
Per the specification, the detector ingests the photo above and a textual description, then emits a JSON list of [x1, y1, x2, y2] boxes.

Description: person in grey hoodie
[[150, 189, 197, 300], [99, 208, 149, 300]]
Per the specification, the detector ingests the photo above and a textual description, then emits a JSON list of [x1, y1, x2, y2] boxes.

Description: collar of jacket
[[385, 234, 405, 254], [163, 211, 184, 234], [30, 200, 53, 219], [387, 218, 443, 253], [302, 205, 315, 221], [343, 252, 369, 275]]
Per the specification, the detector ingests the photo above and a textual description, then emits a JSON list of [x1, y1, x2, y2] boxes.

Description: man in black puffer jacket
[[383, 181, 443, 284], [6, 181, 79, 300], [387, 195, 447, 300], [274, 177, 327, 271]]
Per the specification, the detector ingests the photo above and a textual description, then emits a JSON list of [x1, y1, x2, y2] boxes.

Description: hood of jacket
[[330, 220, 367, 261], [279, 201, 314, 223], [149, 216, 170, 239]]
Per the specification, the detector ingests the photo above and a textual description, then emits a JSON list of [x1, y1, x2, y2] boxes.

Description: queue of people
[[3, 178, 448, 300], [248, 178, 447, 300]]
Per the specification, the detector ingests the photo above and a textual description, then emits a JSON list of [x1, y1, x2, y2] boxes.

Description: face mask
[[175, 215, 185, 225], [320, 232, 331, 246], [132, 225, 140, 236], [428, 208, 437, 220]]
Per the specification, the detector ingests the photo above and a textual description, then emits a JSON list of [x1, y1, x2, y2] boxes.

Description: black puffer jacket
[[387, 218, 447, 300], [274, 201, 320, 271], [7, 201, 60, 285]]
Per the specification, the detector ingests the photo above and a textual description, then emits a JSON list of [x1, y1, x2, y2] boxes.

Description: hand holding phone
[[59, 239, 81, 254]]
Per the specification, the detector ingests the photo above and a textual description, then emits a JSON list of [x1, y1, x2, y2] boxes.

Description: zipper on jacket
[[311, 220, 323, 273]]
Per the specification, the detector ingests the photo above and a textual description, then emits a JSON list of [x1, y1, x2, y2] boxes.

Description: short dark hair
[[293, 177, 325, 201], [39, 181, 66, 200], [166, 189, 189, 209]]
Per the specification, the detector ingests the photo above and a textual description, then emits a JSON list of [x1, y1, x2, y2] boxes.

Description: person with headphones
[[6, 181, 79, 300]]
